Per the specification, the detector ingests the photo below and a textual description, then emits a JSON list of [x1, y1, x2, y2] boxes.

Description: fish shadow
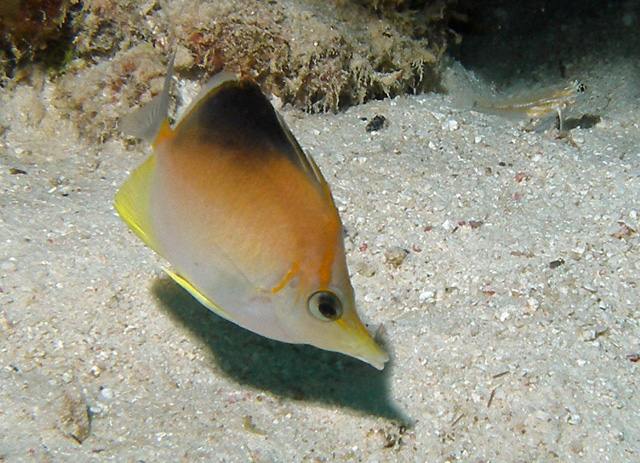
[[563, 113, 601, 131], [151, 277, 408, 422]]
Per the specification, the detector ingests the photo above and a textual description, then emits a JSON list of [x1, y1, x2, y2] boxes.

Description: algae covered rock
[[3, 0, 454, 139], [0, 0, 79, 79]]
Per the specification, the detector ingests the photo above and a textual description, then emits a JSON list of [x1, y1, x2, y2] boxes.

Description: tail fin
[[118, 51, 176, 141], [118, 0, 186, 141]]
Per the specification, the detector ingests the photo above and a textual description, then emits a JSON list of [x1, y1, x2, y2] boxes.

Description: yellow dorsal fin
[[114, 154, 160, 252]]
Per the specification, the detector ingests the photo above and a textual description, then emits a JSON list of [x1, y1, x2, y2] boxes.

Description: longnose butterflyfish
[[115, 56, 389, 369]]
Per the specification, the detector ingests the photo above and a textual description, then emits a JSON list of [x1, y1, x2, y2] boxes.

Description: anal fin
[[162, 267, 235, 323]]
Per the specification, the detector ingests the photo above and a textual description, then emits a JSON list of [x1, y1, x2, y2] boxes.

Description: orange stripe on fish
[[271, 262, 300, 294]]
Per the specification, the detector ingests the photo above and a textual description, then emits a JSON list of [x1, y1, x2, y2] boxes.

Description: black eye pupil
[[308, 291, 343, 321], [318, 300, 337, 318]]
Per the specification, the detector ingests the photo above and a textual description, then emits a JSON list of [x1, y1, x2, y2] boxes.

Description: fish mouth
[[333, 317, 389, 370], [351, 335, 389, 370]]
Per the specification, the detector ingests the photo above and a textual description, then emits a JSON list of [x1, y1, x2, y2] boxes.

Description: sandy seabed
[[1, 7, 640, 463]]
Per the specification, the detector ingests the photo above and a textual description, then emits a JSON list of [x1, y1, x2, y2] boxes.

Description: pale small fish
[[115, 54, 389, 370], [473, 80, 587, 131]]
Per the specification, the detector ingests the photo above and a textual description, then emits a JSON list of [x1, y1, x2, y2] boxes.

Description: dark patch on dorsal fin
[[175, 79, 330, 196]]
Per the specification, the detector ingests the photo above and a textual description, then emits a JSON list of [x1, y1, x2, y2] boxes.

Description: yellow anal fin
[[114, 154, 159, 252], [162, 267, 235, 323]]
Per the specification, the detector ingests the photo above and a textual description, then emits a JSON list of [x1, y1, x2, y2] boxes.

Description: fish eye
[[308, 291, 343, 321], [575, 81, 586, 93]]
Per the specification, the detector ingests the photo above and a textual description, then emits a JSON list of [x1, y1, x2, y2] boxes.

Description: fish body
[[115, 64, 388, 369], [473, 80, 586, 131]]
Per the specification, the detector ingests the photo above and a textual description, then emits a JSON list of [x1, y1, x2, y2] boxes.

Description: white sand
[[2, 12, 640, 463]]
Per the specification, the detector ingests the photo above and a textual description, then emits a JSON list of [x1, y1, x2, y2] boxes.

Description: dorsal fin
[[173, 77, 336, 205], [114, 154, 160, 253]]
